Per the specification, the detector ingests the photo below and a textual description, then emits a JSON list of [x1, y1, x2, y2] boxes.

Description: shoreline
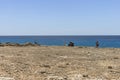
[[0, 43, 119, 49]]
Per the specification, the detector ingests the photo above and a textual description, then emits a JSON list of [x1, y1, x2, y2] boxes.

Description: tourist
[[96, 41, 99, 48]]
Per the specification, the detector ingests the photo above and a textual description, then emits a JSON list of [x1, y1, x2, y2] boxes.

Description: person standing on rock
[[96, 41, 99, 48]]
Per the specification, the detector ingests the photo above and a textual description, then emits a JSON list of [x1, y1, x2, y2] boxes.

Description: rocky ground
[[0, 46, 120, 80]]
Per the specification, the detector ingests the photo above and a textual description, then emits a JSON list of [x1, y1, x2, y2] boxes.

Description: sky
[[0, 0, 120, 35]]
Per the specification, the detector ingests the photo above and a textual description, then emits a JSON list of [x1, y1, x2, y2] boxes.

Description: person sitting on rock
[[68, 42, 74, 47]]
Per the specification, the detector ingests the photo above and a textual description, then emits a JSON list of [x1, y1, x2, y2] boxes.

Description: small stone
[[83, 74, 88, 77], [39, 71, 47, 74], [35, 70, 47, 74], [66, 63, 70, 65], [108, 66, 113, 69], [40, 71, 46, 74], [43, 64, 51, 68], [114, 57, 119, 59]]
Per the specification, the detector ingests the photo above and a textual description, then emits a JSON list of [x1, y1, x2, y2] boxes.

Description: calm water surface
[[0, 36, 120, 48]]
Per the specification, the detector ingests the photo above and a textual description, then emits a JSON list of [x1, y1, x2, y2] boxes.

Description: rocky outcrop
[[0, 42, 40, 47]]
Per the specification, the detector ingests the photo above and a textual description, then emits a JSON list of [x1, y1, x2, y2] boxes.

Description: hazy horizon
[[0, 0, 120, 35]]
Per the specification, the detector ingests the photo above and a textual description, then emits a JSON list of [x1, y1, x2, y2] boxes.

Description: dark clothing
[[96, 41, 99, 48], [68, 42, 74, 47]]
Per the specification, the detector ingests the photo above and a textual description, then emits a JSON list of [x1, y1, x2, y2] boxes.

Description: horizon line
[[0, 34, 120, 36]]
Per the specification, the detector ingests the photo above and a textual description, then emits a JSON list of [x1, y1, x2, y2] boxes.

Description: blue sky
[[0, 0, 120, 35]]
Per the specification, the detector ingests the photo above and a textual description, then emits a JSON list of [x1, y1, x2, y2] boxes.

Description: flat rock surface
[[0, 46, 120, 80]]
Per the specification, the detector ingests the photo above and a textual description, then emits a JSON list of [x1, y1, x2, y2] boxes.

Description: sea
[[0, 36, 120, 48]]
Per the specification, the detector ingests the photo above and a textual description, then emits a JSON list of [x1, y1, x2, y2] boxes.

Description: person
[[68, 42, 74, 47], [96, 41, 99, 48], [64, 41, 67, 46]]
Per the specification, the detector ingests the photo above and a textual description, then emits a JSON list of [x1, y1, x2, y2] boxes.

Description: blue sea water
[[0, 36, 120, 48]]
